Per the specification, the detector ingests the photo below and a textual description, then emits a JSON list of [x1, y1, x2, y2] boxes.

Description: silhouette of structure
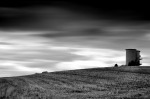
[[114, 64, 118, 67], [126, 49, 142, 66]]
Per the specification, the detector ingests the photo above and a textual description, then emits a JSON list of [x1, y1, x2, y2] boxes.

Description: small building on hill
[[126, 49, 142, 66]]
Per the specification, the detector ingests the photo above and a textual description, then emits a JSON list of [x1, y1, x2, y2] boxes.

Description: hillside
[[1, 66, 150, 99]]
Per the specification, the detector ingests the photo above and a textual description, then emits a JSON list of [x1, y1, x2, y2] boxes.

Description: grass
[[1, 66, 150, 98]]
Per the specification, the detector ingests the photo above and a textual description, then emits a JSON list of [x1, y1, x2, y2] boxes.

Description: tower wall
[[126, 49, 141, 66]]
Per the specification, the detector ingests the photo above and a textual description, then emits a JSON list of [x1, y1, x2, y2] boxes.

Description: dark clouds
[[0, 1, 150, 30], [0, 1, 149, 52], [0, 4, 150, 52]]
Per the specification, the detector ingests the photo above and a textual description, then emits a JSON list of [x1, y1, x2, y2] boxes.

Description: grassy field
[[1, 66, 150, 99]]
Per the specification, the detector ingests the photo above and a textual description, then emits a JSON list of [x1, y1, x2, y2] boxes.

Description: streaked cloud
[[0, 5, 150, 77]]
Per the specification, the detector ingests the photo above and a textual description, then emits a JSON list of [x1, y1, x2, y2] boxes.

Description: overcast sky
[[0, 1, 150, 77]]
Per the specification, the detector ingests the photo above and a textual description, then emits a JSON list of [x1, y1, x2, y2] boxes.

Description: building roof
[[126, 49, 140, 52]]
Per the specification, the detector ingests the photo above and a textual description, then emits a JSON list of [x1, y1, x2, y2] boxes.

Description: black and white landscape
[[0, 0, 150, 99]]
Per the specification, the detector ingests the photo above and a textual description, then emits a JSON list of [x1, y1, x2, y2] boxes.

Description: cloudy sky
[[0, 1, 150, 77]]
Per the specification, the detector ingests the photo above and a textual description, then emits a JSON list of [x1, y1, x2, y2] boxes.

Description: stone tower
[[126, 49, 142, 66]]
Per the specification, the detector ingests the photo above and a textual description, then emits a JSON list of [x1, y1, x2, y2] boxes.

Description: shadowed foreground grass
[[1, 66, 150, 99]]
